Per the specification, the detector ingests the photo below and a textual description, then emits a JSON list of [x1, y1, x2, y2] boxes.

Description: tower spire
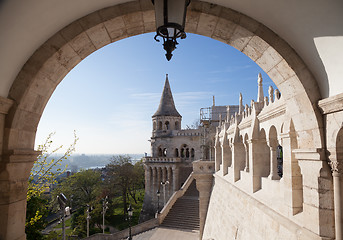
[[152, 74, 181, 117], [257, 73, 264, 103]]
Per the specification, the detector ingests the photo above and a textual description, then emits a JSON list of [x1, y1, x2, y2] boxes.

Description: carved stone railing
[[157, 173, 195, 224], [142, 157, 181, 163]]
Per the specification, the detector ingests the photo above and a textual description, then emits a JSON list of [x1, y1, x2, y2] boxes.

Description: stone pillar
[[214, 143, 221, 172], [144, 165, 151, 197], [0, 97, 13, 154], [152, 167, 157, 201], [221, 142, 231, 176], [243, 142, 249, 172], [328, 157, 343, 240], [167, 167, 173, 197], [268, 145, 279, 180], [248, 139, 261, 192], [0, 150, 40, 240], [193, 161, 215, 240], [295, 148, 335, 239], [172, 166, 179, 191], [231, 141, 245, 182], [281, 132, 303, 215], [157, 167, 161, 191]]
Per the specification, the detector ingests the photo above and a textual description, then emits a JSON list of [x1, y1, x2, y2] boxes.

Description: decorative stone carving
[[328, 159, 342, 174]]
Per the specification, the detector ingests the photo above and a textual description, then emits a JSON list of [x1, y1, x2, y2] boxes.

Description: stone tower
[[141, 75, 202, 221], [151, 74, 182, 155]]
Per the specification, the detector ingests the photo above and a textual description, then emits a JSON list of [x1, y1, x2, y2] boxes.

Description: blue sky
[[35, 33, 276, 154]]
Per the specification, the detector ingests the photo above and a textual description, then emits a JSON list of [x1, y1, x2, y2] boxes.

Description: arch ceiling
[[0, 0, 342, 99], [2, 0, 323, 155]]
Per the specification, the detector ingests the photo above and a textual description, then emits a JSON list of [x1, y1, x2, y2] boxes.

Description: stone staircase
[[160, 181, 199, 231]]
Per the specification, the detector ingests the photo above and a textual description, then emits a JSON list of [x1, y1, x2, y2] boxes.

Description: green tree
[[26, 131, 78, 240], [104, 155, 144, 214], [52, 169, 104, 237]]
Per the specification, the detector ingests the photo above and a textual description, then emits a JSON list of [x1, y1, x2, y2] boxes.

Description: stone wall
[[203, 175, 321, 240]]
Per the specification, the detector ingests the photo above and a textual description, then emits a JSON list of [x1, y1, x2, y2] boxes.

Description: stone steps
[[161, 181, 200, 231]]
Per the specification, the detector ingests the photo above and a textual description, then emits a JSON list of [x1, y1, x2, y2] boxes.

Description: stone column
[[193, 160, 215, 240], [281, 132, 303, 215], [144, 165, 151, 197], [0, 150, 40, 240], [167, 167, 173, 198], [214, 143, 221, 172], [221, 142, 230, 176], [157, 167, 161, 191], [243, 142, 249, 172], [248, 139, 261, 192], [172, 166, 179, 191], [329, 157, 343, 240], [295, 148, 335, 239], [231, 141, 245, 182], [152, 167, 157, 201], [268, 145, 279, 180]]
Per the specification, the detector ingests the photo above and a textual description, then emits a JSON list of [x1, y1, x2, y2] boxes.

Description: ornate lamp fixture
[[152, 0, 191, 61]]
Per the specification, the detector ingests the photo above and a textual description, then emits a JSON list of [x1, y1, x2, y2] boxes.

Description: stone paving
[[131, 227, 199, 240]]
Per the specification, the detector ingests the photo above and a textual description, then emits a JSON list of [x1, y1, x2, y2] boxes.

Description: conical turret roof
[[152, 74, 181, 118]]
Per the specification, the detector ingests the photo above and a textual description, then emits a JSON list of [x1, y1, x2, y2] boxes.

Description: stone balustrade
[[143, 157, 181, 163]]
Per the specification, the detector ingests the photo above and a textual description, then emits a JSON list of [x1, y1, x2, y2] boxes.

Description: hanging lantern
[[152, 0, 190, 61]]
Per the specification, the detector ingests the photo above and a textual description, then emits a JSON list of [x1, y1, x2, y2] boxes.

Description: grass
[[106, 189, 145, 230], [54, 217, 72, 229]]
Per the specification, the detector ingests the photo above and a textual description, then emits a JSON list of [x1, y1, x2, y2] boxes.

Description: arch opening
[[0, 1, 325, 239]]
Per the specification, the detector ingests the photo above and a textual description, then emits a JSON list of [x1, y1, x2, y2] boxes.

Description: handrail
[[157, 172, 195, 224]]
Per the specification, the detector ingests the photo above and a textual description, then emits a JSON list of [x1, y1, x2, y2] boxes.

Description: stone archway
[[0, 1, 324, 239]]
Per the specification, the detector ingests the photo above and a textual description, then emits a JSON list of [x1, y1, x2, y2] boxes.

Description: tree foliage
[[104, 155, 145, 214], [26, 131, 78, 239], [51, 169, 104, 237], [28, 131, 78, 200], [51, 169, 102, 209]]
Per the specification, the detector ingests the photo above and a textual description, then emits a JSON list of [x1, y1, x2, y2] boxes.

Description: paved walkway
[[132, 227, 199, 240]]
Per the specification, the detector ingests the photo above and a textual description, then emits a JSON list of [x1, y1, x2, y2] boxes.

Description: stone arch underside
[[0, 0, 325, 238], [4, 0, 323, 154]]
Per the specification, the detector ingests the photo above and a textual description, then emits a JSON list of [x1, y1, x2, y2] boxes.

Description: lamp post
[[127, 204, 133, 240], [102, 196, 108, 234], [57, 193, 67, 240], [152, 0, 191, 61], [156, 189, 161, 214], [161, 181, 169, 207]]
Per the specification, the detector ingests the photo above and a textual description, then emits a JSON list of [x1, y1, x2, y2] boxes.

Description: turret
[[152, 74, 182, 137]]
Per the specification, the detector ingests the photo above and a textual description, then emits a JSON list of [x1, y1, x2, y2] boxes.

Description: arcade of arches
[[0, 0, 342, 239]]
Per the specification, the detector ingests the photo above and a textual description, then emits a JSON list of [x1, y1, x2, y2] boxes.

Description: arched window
[[191, 148, 195, 158], [181, 148, 185, 158], [158, 147, 163, 157], [165, 121, 170, 130], [180, 144, 189, 159], [277, 145, 283, 178], [153, 121, 156, 130], [163, 148, 167, 157], [158, 121, 162, 130], [175, 148, 179, 157], [175, 121, 179, 130]]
